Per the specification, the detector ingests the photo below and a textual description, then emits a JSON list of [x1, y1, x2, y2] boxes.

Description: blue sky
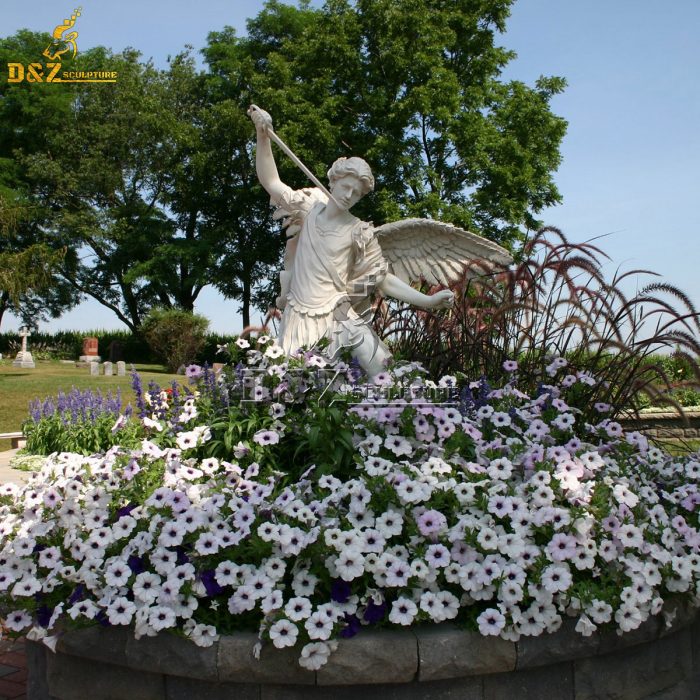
[[2, 0, 698, 334]]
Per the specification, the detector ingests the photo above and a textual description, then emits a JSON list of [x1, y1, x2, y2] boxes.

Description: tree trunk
[[0, 291, 8, 331], [241, 272, 251, 329]]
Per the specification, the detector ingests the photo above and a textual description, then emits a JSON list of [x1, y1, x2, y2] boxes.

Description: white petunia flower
[[389, 597, 418, 625], [477, 608, 506, 635], [540, 564, 572, 594], [189, 623, 219, 647], [133, 572, 161, 604], [298, 641, 333, 671], [305, 611, 334, 640], [4, 609, 32, 631], [270, 618, 299, 648], [149, 605, 177, 631], [106, 597, 136, 625], [285, 596, 312, 621], [335, 548, 365, 581]]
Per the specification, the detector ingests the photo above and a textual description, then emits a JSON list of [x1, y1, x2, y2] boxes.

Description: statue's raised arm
[[248, 106, 288, 205]]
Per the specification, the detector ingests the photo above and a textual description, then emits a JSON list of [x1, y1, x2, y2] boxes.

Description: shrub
[[141, 309, 210, 373]]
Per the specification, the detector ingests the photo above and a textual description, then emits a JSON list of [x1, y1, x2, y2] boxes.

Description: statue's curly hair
[[327, 157, 374, 194]]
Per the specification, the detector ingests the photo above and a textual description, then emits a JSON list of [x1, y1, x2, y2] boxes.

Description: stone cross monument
[[12, 327, 36, 368]]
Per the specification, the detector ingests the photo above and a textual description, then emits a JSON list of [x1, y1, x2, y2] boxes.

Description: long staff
[[248, 104, 339, 207]]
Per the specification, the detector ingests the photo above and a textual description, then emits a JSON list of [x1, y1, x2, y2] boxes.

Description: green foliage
[[0, 329, 152, 361], [0, 0, 567, 331], [141, 308, 210, 373], [0, 329, 239, 363], [21, 388, 142, 456], [211, 0, 567, 247], [0, 195, 72, 330], [22, 411, 142, 456]]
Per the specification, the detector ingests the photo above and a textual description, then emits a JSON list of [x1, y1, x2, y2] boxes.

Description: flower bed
[[2, 341, 700, 682]]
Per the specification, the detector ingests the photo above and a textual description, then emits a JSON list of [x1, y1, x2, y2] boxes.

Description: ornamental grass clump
[[1, 342, 699, 671], [22, 387, 140, 455], [375, 227, 700, 423]]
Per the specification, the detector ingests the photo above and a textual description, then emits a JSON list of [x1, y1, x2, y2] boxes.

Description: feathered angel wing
[[374, 218, 512, 286]]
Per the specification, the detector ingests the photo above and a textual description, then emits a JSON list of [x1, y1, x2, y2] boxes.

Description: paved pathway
[[0, 453, 29, 698], [0, 635, 26, 699], [0, 451, 29, 486]]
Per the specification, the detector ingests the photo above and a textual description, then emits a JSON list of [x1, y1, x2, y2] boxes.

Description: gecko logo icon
[[6, 7, 118, 84]]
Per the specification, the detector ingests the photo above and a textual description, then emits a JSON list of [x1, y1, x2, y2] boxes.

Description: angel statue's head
[[326, 157, 374, 212], [328, 155, 374, 193]]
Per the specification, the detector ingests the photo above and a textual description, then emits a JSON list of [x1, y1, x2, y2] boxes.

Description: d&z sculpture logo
[[6, 7, 118, 84]]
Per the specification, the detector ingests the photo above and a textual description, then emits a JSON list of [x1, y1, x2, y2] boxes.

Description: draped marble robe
[[273, 185, 390, 364]]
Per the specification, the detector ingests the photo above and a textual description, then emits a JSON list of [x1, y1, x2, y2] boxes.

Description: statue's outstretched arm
[[379, 273, 454, 310], [248, 106, 288, 204]]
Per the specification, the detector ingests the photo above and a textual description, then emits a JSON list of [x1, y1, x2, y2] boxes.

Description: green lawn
[[655, 438, 700, 456], [0, 360, 180, 450]]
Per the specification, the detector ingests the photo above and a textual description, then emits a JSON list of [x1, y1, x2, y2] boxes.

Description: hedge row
[[0, 330, 238, 365]]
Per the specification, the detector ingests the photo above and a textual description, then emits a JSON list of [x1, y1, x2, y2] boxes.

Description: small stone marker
[[117, 361, 126, 376], [90, 361, 100, 376], [104, 361, 113, 376], [12, 327, 36, 368], [80, 336, 101, 363]]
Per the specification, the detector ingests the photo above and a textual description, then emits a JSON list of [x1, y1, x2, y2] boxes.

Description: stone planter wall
[[619, 410, 700, 440], [27, 607, 700, 700]]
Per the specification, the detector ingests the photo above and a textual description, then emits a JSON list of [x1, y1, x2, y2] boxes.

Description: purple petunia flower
[[331, 579, 352, 604], [417, 509, 447, 537], [340, 614, 361, 638], [185, 364, 204, 379], [200, 569, 225, 597], [363, 600, 387, 624], [127, 555, 145, 575]]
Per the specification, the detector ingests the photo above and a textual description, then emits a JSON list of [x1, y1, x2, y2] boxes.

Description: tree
[[1, 0, 567, 331], [0, 195, 69, 329], [206, 0, 567, 248], [0, 31, 80, 330]]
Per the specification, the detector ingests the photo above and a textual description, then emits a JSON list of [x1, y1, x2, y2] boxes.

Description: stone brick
[[218, 635, 315, 684], [415, 624, 515, 681], [645, 676, 700, 700], [165, 676, 259, 700], [692, 613, 700, 670], [484, 661, 573, 700], [597, 614, 660, 654], [56, 626, 130, 666], [26, 640, 50, 700], [316, 629, 417, 685], [574, 628, 693, 700], [125, 632, 218, 680], [46, 650, 166, 700], [658, 601, 697, 638], [263, 678, 482, 700], [516, 618, 600, 669]]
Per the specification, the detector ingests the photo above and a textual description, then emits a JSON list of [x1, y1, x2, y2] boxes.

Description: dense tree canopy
[[0, 195, 69, 329], [0, 0, 566, 330]]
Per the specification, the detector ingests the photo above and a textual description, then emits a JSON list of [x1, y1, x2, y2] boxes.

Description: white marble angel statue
[[249, 106, 512, 376]]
